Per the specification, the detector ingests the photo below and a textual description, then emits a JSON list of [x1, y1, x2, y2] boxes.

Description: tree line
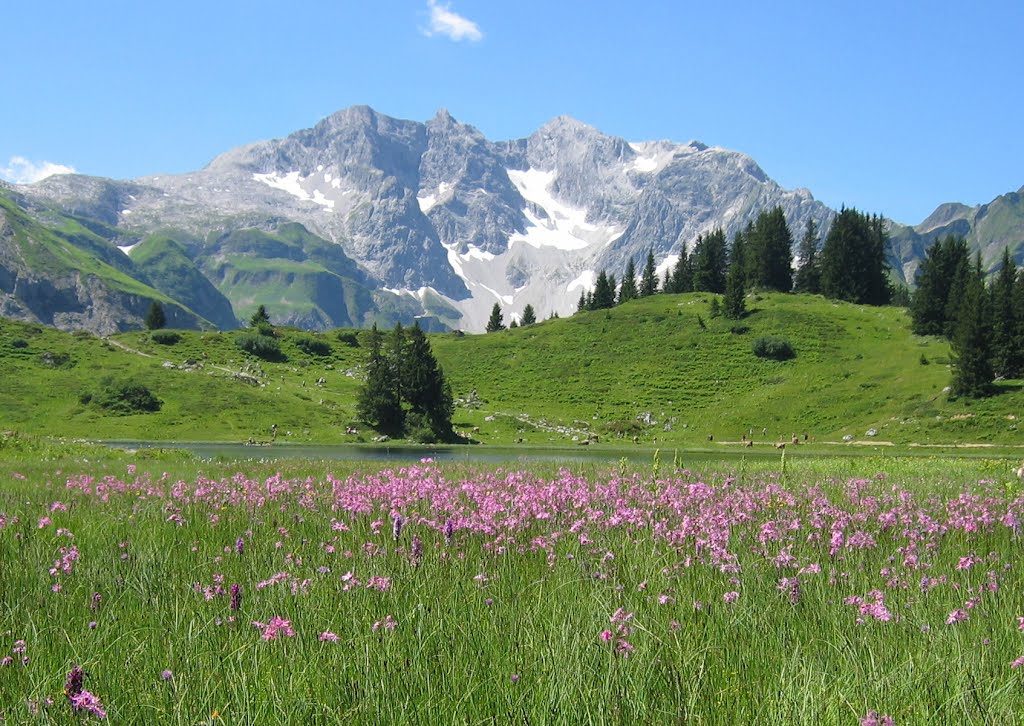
[[575, 206, 893, 319], [911, 238, 1024, 397]]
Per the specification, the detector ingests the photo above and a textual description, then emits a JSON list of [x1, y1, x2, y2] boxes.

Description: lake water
[[101, 440, 785, 466]]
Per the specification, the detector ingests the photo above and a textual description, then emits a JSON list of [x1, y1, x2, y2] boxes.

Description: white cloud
[[0, 156, 77, 185], [424, 0, 483, 42]]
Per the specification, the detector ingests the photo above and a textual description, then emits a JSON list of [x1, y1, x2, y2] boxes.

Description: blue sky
[[3, 0, 1021, 224]]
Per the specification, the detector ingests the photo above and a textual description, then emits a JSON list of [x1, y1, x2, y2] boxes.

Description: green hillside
[[0, 293, 1020, 448]]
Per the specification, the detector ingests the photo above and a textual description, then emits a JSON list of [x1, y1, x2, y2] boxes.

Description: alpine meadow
[[2, 17, 1024, 719]]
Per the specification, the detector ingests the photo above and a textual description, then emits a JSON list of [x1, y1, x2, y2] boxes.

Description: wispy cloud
[[424, 0, 483, 42], [1, 156, 77, 185]]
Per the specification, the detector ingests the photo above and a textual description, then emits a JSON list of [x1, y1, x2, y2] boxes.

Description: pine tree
[[618, 259, 638, 304], [356, 325, 404, 435], [401, 323, 454, 440], [577, 292, 587, 313], [724, 233, 747, 319], [509, 319, 519, 329], [591, 270, 616, 310], [819, 208, 891, 305], [911, 236, 969, 336], [793, 218, 820, 294], [485, 303, 506, 332], [990, 248, 1021, 377], [691, 229, 728, 293], [521, 304, 537, 326], [669, 252, 693, 294], [745, 207, 793, 292], [144, 301, 166, 330], [249, 304, 271, 328], [950, 259, 994, 398], [639, 248, 659, 297]]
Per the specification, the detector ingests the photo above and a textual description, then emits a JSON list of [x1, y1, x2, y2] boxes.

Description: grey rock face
[[15, 105, 849, 332]]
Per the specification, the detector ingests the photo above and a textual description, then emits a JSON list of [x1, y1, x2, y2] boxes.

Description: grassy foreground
[[1, 445, 1023, 724]]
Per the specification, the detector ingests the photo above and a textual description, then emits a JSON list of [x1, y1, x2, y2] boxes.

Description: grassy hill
[[0, 293, 1020, 449]]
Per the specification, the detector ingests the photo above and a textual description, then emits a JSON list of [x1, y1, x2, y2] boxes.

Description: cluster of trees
[[911, 238, 1024, 397], [576, 207, 893, 320], [357, 323, 455, 441], [486, 303, 538, 333]]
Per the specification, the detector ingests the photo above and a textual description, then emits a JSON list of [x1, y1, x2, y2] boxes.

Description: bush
[[10, 339, 28, 349], [296, 336, 332, 357], [730, 325, 750, 335], [84, 377, 162, 415], [237, 332, 283, 361], [38, 351, 75, 368], [337, 332, 359, 347], [150, 330, 181, 345], [752, 336, 796, 361]]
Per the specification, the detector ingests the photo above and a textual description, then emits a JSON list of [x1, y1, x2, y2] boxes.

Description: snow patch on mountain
[[506, 168, 622, 251], [417, 182, 454, 214], [567, 270, 596, 293], [253, 171, 335, 209]]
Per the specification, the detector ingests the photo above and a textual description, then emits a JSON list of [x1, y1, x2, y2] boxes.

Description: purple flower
[[723, 591, 739, 604], [69, 690, 107, 719], [319, 631, 339, 642], [160, 669, 173, 681], [229, 584, 242, 611], [65, 665, 84, 700], [235, 537, 245, 555]]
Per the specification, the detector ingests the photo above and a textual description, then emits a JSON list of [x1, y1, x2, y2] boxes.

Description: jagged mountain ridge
[[18, 105, 839, 331], [888, 186, 1024, 283]]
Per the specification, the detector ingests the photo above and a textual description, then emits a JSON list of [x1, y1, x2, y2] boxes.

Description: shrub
[[237, 332, 283, 361], [38, 351, 75, 369], [730, 325, 750, 335], [150, 330, 181, 345], [10, 339, 28, 349], [752, 336, 796, 361], [296, 336, 332, 357], [85, 377, 162, 415], [337, 332, 360, 347]]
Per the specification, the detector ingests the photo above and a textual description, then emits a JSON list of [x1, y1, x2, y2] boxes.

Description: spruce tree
[[144, 301, 166, 330], [591, 270, 616, 310], [577, 292, 587, 313], [745, 207, 793, 292], [485, 303, 506, 332], [618, 259, 638, 304], [950, 260, 994, 398], [990, 248, 1021, 377], [670, 252, 693, 294], [794, 218, 820, 294], [911, 236, 969, 336], [402, 323, 454, 440], [249, 304, 271, 328], [819, 208, 891, 305], [691, 229, 728, 293], [639, 248, 659, 297], [356, 325, 404, 435], [724, 232, 747, 319], [521, 304, 537, 326]]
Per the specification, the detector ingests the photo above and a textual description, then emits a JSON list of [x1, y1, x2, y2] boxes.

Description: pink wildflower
[[319, 632, 340, 642], [372, 615, 397, 632], [1011, 656, 1024, 669], [723, 591, 739, 604], [252, 616, 295, 641], [366, 576, 392, 592], [946, 609, 969, 625]]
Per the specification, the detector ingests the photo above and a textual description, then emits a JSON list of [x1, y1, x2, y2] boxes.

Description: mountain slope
[[0, 193, 212, 334], [19, 106, 837, 331], [889, 186, 1024, 283]]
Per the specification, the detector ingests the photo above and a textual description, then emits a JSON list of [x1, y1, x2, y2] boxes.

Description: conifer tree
[[745, 207, 793, 292], [356, 325, 404, 435], [793, 218, 820, 294], [669, 252, 693, 294], [401, 323, 455, 440], [249, 304, 271, 328], [691, 229, 728, 293], [509, 319, 519, 329], [591, 270, 616, 310], [521, 304, 537, 326], [950, 258, 993, 398], [485, 303, 506, 332], [144, 301, 166, 330], [639, 248, 659, 297], [990, 248, 1021, 377], [618, 259, 638, 304], [577, 292, 587, 313], [724, 233, 747, 319], [819, 208, 891, 305]]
